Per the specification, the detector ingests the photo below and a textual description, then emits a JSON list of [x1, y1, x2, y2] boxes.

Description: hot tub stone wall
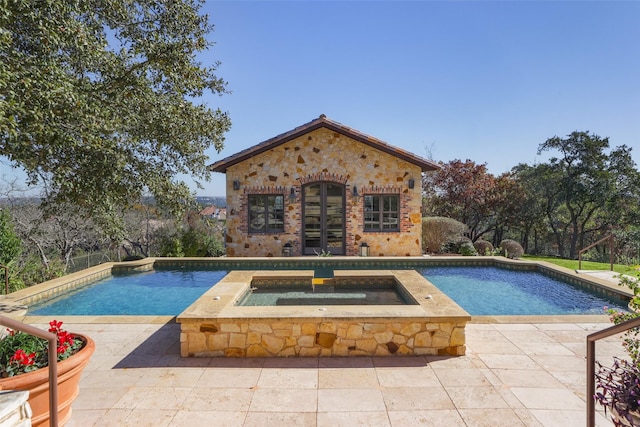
[[180, 318, 467, 357]]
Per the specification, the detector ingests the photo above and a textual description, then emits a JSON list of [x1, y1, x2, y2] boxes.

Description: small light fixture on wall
[[282, 241, 293, 257], [360, 242, 370, 257], [233, 180, 240, 191], [408, 178, 415, 189], [352, 185, 359, 199], [289, 186, 296, 202]]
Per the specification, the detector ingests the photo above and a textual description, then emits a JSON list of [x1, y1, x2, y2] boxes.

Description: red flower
[[48, 320, 63, 334], [1, 319, 83, 378], [10, 349, 36, 366]]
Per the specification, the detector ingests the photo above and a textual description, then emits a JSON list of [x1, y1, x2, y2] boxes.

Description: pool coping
[[176, 269, 471, 357], [176, 269, 470, 322], [0, 256, 629, 324]]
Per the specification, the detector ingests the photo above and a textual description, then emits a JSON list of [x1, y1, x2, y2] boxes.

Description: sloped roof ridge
[[208, 115, 439, 173]]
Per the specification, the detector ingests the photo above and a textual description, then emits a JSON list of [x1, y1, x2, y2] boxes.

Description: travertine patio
[[4, 268, 629, 426], [18, 315, 622, 426]]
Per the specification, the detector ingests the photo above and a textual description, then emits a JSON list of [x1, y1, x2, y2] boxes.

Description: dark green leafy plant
[[0, 320, 84, 378], [459, 242, 478, 256], [473, 239, 494, 256], [1, 1, 231, 236], [314, 249, 333, 257]]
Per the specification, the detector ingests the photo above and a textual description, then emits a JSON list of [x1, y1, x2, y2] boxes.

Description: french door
[[303, 183, 345, 255]]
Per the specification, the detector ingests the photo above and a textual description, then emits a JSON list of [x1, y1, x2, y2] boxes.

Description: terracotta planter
[[0, 334, 95, 427]]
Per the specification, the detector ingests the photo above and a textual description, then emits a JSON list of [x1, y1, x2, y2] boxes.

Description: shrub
[[473, 239, 494, 256], [443, 236, 473, 254], [459, 242, 478, 256], [0, 209, 21, 265], [500, 239, 524, 259], [422, 217, 466, 253], [159, 236, 184, 257]]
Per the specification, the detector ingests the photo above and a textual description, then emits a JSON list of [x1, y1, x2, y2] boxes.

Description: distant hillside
[[196, 196, 226, 207], [2, 195, 226, 208]]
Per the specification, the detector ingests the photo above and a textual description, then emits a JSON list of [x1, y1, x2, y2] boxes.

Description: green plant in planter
[[595, 270, 640, 426], [0, 320, 83, 377], [314, 249, 333, 257]]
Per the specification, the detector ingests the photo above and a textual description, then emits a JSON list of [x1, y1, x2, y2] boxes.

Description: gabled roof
[[208, 115, 440, 173]]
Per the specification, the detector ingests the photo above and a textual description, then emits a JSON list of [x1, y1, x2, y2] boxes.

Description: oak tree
[[534, 131, 639, 258], [0, 0, 230, 235]]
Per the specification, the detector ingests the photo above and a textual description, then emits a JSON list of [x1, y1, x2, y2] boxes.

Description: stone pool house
[[209, 115, 440, 257]]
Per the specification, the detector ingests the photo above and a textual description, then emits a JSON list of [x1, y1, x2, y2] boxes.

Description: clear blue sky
[[2, 1, 639, 197]]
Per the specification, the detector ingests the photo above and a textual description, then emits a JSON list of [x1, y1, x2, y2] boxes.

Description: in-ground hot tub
[[237, 273, 416, 306], [177, 270, 470, 357]]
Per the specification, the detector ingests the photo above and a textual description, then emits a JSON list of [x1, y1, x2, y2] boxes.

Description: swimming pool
[[26, 261, 628, 316], [421, 266, 625, 315], [28, 269, 228, 315]]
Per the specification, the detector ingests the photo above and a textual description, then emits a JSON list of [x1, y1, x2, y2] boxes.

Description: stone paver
[[33, 320, 621, 426]]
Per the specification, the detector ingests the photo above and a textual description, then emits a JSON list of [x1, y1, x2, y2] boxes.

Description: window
[[248, 194, 284, 233], [364, 194, 399, 231]]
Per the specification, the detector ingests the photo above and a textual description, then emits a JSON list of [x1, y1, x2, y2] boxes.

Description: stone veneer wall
[[224, 127, 423, 257], [180, 318, 467, 358]]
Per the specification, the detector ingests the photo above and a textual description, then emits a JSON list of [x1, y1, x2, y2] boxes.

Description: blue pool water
[[28, 270, 228, 315], [420, 266, 626, 315], [27, 265, 628, 316]]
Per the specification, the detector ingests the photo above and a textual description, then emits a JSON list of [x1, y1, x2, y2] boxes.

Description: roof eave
[[208, 116, 441, 173]]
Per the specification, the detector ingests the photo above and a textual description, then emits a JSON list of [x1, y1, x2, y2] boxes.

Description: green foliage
[[443, 236, 473, 254], [473, 239, 494, 256], [159, 236, 185, 257], [204, 235, 225, 257], [0, 0, 231, 235], [530, 132, 640, 259], [157, 218, 225, 257], [0, 320, 84, 378], [314, 249, 333, 257], [421, 216, 466, 253], [499, 239, 524, 259], [614, 227, 640, 266], [181, 228, 224, 257], [522, 255, 634, 274], [608, 271, 640, 366], [0, 209, 21, 265], [459, 242, 478, 256]]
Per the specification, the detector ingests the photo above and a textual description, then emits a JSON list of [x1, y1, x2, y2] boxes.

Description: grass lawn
[[523, 255, 637, 275]]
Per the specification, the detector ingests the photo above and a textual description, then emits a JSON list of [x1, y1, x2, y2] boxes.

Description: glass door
[[303, 183, 345, 255]]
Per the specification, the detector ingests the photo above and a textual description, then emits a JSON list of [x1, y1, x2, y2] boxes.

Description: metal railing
[[0, 315, 58, 427], [586, 316, 640, 427], [579, 234, 614, 271]]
